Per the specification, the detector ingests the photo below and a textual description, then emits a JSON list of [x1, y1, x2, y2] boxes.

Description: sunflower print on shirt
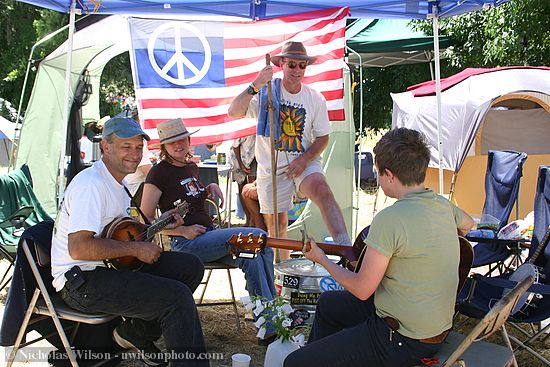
[[277, 101, 306, 153]]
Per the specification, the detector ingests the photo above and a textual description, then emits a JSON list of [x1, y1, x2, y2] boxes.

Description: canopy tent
[[392, 66, 550, 217], [345, 18, 453, 68], [14, 15, 354, 243], [12, 0, 512, 230], [0, 116, 15, 167], [16, 1, 509, 20]]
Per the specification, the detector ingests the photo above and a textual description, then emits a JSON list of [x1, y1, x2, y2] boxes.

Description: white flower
[[256, 325, 267, 339], [281, 304, 293, 315], [253, 303, 265, 316], [282, 318, 292, 328], [292, 333, 306, 347], [254, 316, 266, 328]]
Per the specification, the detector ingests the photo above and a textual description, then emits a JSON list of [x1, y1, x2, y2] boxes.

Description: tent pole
[[345, 45, 363, 239], [432, 4, 444, 195], [424, 50, 435, 81], [56, 0, 77, 206]]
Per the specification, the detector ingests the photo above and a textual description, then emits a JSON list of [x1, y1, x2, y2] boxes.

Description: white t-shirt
[[248, 83, 333, 177], [51, 159, 131, 291], [124, 146, 153, 195]]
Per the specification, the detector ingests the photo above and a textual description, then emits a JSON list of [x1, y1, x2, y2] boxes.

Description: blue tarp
[[17, 0, 510, 20]]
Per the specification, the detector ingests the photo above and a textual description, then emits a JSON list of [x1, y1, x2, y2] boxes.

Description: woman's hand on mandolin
[[160, 208, 184, 229], [135, 242, 162, 264]]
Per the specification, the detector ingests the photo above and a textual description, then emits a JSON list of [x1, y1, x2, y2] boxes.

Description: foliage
[[351, 63, 436, 133], [413, 0, 550, 69], [99, 52, 135, 118], [0, 0, 67, 117]]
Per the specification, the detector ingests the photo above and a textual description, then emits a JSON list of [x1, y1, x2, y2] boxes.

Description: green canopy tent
[[346, 18, 453, 69]]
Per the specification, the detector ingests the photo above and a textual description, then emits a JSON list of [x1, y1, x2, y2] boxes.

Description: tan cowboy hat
[[270, 41, 318, 66], [149, 118, 198, 148]]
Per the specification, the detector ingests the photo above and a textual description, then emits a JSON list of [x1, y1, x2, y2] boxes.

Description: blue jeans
[[284, 291, 441, 367], [171, 227, 277, 300], [60, 252, 208, 367]]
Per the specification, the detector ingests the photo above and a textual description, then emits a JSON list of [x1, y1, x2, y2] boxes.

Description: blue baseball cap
[[101, 117, 150, 141]]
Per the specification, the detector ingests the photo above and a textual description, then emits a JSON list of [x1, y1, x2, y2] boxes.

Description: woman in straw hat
[[140, 118, 277, 301]]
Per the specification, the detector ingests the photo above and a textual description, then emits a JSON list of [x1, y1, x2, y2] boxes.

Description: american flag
[[129, 7, 348, 147]]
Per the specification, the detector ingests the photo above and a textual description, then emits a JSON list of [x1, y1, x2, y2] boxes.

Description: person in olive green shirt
[[285, 127, 475, 367]]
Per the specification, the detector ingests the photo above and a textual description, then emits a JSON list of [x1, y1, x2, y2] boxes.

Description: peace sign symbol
[[147, 22, 212, 86]]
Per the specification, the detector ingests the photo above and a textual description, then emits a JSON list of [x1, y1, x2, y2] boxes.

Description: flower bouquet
[[241, 295, 310, 367], [241, 295, 309, 342]]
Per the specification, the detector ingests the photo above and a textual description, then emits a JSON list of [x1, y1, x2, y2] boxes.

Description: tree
[[416, 0, 550, 69], [355, 0, 550, 135], [0, 0, 66, 119], [99, 52, 134, 118]]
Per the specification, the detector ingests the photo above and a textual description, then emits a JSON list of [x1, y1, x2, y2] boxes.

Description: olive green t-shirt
[[365, 189, 464, 340]]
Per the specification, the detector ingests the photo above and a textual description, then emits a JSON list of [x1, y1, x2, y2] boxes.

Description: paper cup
[[231, 353, 251, 367]]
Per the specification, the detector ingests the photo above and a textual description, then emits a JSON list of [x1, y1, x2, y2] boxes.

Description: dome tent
[[392, 66, 550, 217]]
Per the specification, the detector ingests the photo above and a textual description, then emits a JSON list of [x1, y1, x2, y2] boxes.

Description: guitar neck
[[529, 226, 550, 265], [266, 237, 357, 262]]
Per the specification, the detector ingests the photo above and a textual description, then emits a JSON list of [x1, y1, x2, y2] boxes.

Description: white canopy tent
[[11, 0, 512, 206], [14, 15, 355, 243]]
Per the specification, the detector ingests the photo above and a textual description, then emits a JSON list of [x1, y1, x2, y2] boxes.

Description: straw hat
[[150, 118, 197, 147], [270, 41, 318, 66]]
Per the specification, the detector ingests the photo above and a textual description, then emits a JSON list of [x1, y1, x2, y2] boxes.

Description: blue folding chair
[[469, 150, 528, 274], [457, 165, 550, 365]]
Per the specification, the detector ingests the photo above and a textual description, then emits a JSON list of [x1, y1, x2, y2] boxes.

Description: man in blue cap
[[51, 117, 209, 366]]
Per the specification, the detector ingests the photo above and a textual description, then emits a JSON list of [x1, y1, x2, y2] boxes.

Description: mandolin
[[102, 200, 189, 271]]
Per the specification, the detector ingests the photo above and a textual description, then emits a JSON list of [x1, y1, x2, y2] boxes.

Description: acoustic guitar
[[227, 233, 360, 268], [102, 201, 189, 271], [227, 230, 474, 294]]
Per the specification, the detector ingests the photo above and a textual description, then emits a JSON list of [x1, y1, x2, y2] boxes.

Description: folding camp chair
[[457, 165, 550, 365], [468, 150, 528, 275], [415, 274, 534, 367], [4, 222, 119, 367], [354, 150, 377, 194], [0, 164, 52, 291], [0, 206, 35, 292]]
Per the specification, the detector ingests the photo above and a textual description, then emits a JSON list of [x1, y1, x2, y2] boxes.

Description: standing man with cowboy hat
[[228, 41, 352, 257]]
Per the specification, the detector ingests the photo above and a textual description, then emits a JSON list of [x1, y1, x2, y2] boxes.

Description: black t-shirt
[[145, 160, 212, 227]]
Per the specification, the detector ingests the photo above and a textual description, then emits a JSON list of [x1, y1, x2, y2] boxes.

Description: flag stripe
[[131, 7, 348, 145]]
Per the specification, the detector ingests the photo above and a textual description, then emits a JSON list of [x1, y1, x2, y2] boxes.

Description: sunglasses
[[285, 60, 308, 70]]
